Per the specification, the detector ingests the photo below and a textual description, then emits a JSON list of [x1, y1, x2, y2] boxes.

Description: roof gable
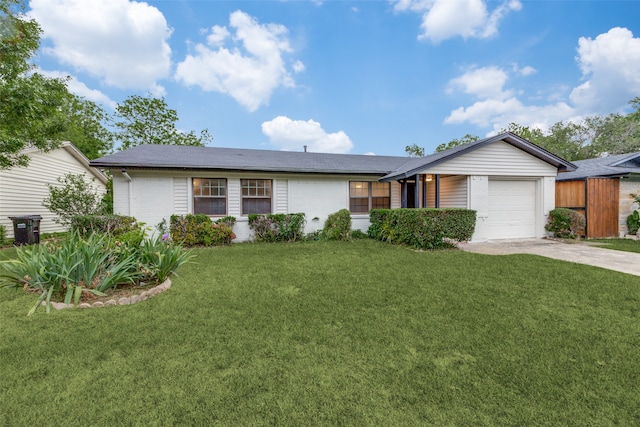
[[381, 132, 576, 181]]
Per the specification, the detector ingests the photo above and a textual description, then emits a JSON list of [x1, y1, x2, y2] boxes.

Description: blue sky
[[27, 0, 640, 156]]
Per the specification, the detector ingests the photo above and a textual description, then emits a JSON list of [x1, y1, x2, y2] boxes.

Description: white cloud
[[392, 0, 521, 43], [38, 69, 117, 109], [175, 11, 303, 112], [447, 66, 511, 100], [512, 64, 537, 76], [29, 0, 172, 92], [445, 97, 574, 134], [444, 27, 640, 135], [570, 27, 640, 113], [261, 116, 353, 154]]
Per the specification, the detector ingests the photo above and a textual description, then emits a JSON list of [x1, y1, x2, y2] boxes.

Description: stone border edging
[[42, 278, 172, 310]]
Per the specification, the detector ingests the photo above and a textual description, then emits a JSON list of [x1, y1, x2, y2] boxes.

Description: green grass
[[590, 238, 640, 253], [1, 240, 639, 425]]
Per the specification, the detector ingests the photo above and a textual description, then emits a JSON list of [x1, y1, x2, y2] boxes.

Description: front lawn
[[590, 238, 640, 253], [1, 240, 639, 425]]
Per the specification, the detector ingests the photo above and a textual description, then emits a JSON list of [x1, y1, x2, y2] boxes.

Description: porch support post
[[422, 174, 427, 208], [401, 180, 407, 208], [414, 174, 421, 208], [435, 174, 441, 208]]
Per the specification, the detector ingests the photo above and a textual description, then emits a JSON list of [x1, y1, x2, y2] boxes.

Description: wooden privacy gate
[[555, 178, 619, 238]]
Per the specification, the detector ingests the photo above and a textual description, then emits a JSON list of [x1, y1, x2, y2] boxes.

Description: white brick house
[[90, 133, 575, 242]]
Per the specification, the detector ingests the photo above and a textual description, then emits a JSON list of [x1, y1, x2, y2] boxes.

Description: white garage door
[[487, 179, 537, 239]]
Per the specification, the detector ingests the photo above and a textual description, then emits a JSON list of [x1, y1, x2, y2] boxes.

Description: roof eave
[[92, 163, 391, 176]]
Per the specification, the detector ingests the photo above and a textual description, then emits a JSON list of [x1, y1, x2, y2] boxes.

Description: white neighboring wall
[[0, 143, 107, 239]]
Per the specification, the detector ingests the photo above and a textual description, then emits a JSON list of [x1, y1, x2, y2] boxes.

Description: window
[[350, 181, 390, 213], [241, 179, 272, 214], [193, 178, 227, 216]]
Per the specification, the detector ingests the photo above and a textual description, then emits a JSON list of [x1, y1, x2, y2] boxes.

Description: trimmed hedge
[[170, 214, 236, 246], [545, 208, 585, 239], [248, 213, 306, 242], [70, 214, 138, 237], [368, 208, 477, 249]]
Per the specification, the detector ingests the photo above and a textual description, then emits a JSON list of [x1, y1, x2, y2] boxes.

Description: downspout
[[122, 168, 133, 217]]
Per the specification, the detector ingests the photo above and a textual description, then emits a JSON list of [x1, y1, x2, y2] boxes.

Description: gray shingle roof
[[555, 152, 640, 181], [90, 144, 411, 175], [89, 132, 576, 178]]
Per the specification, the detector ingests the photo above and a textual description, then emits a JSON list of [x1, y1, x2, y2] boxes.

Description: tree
[[503, 98, 640, 161], [60, 96, 114, 159], [435, 134, 478, 153], [404, 144, 425, 157], [113, 95, 212, 150], [0, 0, 72, 169], [42, 173, 106, 226]]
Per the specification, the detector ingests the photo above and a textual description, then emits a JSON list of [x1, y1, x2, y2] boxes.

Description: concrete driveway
[[458, 238, 640, 277]]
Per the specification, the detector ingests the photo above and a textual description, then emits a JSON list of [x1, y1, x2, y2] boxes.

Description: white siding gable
[[422, 141, 558, 177]]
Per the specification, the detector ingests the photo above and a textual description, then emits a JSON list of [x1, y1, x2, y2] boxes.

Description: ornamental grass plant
[[0, 231, 192, 315]]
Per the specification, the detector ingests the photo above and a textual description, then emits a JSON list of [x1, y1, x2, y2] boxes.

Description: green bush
[[0, 231, 192, 315], [169, 214, 236, 246], [70, 214, 138, 237], [367, 208, 477, 249], [627, 210, 640, 235], [545, 208, 585, 239], [42, 173, 106, 226], [323, 209, 352, 241], [248, 213, 306, 242], [351, 229, 369, 240], [0, 224, 6, 246]]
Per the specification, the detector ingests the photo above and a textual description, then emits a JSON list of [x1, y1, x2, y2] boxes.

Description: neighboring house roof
[[380, 132, 576, 181], [555, 152, 640, 181], [90, 132, 576, 179]]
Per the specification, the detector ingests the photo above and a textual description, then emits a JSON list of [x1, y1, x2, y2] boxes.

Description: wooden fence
[[555, 178, 619, 238]]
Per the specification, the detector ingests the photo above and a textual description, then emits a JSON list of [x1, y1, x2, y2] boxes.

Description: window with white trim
[[193, 178, 227, 216], [349, 181, 390, 213], [241, 179, 272, 214]]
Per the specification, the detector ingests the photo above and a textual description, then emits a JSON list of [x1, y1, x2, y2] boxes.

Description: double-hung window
[[349, 181, 390, 213], [193, 178, 227, 216], [241, 179, 272, 214]]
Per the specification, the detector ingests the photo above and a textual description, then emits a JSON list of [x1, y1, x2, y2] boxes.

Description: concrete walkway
[[458, 238, 640, 277]]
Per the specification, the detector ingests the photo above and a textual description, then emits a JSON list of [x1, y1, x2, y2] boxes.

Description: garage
[[487, 179, 537, 239]]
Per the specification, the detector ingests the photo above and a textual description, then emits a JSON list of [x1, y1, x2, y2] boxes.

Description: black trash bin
[[9, 215, 42, 245]]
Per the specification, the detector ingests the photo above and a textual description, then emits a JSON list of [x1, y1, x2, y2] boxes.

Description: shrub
[[351, 229, 369, 240], [323, 209, 352, 241], [0, 231, 193, 315], [627, 211, 640, 235], [248, 213, 306, 242], [169, 214, 235, 246], [42, 173, 106, 226], [0, 224, 6, 246], [545, 208, 585, 239], [367, 208, 476, 249], [70, 214, 138, 237]]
